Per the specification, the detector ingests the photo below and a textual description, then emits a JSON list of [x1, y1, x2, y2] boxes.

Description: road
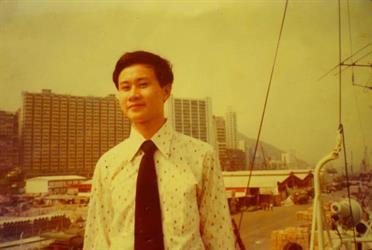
[[233, 203, 311, 250]]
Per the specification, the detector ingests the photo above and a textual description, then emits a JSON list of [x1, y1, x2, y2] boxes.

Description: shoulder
[[172, 131, 215, 158], [94, 138, 131, 171]]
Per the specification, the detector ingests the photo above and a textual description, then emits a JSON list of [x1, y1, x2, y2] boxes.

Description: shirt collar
[[151, 120, 173, 159], [126, 120, 173, 161]]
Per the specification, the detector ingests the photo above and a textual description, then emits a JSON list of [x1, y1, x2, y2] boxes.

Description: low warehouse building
[[25, 175, 86, 194], [223, 169, 313, 212]]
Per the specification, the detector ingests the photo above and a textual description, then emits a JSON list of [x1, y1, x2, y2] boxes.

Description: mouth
[[128, 103, 145, 109]]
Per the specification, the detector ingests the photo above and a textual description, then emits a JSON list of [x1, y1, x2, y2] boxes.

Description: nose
[[128, 86, 140, 101]]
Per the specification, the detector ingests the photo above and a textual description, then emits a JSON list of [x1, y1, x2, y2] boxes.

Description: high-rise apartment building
[[166, 96, 214, 145], [20, 89, 130, 177], [212, 115, 247, 171], [0, 110, 19, 171], [212, 115, 228, 168], [225, 106, 238, 149]]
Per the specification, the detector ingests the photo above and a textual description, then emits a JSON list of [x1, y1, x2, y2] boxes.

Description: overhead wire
[[317, 42, 371, 81], [346, 0, 355, 84], [337, 50, 372, 74], [347, 0, 367, 151], [233, 1, 367, 248], [353, 50, 372, 63], [339, 0, 358, 247], [235, 0, 289, 244], [351, 88, 367, 153], [338, 0, 342, 124]]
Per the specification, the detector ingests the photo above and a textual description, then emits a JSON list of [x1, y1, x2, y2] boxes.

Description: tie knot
[[141, 140, 157, 155]]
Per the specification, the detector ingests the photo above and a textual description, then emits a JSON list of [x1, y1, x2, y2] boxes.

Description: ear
[[162, 84, 172, 102]]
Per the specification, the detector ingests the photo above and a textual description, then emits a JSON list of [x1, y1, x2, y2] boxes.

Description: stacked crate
[[272, 203, 334, 250], [296, 208, 313, 224], [296, 203, 333, 228], [271, 226, 309, 250]]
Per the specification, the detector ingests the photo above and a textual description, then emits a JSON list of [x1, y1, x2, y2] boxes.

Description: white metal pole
[[310, 128, 343, 250]]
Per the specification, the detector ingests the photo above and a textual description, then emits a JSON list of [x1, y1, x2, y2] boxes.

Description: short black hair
[[112, 50, 174, 88]]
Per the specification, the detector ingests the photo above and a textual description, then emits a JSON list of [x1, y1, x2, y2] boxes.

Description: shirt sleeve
[[83, 158, 111, 250], [199, 147, 236, 250]]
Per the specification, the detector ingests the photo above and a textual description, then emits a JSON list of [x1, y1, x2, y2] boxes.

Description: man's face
[[116, 64, 171, 124]]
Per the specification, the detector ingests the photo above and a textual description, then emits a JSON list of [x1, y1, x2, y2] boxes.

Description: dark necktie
[[135, 140, 164, 250]]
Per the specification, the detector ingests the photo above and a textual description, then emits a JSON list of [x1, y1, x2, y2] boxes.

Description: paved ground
[[233, 203, 311, 250], [233, 188, 372, 250]]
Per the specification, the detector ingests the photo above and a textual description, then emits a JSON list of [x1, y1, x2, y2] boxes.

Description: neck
[[132, 116, 166, 140]]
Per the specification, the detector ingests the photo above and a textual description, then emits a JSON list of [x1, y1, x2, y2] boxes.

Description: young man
[[84, 51, 235, 250]]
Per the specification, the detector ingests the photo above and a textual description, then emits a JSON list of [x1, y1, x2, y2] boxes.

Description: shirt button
[[145, 206, 150, 212]]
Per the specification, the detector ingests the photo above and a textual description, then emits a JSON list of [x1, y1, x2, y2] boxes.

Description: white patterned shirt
[[83, 121, 235, 250]]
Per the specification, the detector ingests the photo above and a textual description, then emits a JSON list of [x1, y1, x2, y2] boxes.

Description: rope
[[235, 0, 289, 244]]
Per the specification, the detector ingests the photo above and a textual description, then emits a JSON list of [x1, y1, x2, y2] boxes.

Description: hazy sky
[[1, 0, 371, 168]]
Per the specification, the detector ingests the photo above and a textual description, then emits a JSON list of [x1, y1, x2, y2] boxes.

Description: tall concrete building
[[225, 106, 238, 149], [212, 115, 227, 168], [212, 115, 247, 171], [0, 110, 19, 171], [166, 96, 214, 145], [20, 89, 130, 177]]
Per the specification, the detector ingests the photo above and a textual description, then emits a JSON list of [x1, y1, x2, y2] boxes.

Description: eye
[[119, 85, 131, 91], [139, 82, 148, 88]]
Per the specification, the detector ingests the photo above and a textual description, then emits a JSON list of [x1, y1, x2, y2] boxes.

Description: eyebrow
[[119, 77, 150, 85]]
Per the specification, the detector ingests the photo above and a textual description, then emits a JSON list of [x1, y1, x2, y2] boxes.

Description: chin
[[128, 115, 149, 124]]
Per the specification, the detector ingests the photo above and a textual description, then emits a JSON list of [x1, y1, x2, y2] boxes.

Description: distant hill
[[238, 132, 310, 169]]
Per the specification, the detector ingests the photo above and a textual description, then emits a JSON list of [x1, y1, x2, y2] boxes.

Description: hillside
[[238, 132, 310, 169]]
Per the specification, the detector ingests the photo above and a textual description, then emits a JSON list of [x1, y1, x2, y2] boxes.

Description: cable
[[317, 42, 371, 81], [353, 82, 372, 90], [335, 226, 343, 245], [351, 81, 367, 149], [235, 0, 289, 243], [338, 0, 358, 247], [353, 50, 372, 63], [338, 0, 342, 125], [337, 50, 372, 74], [346, 0, 355, 84], [353, 88, 366, 146], [340, 124, 358, 247]]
